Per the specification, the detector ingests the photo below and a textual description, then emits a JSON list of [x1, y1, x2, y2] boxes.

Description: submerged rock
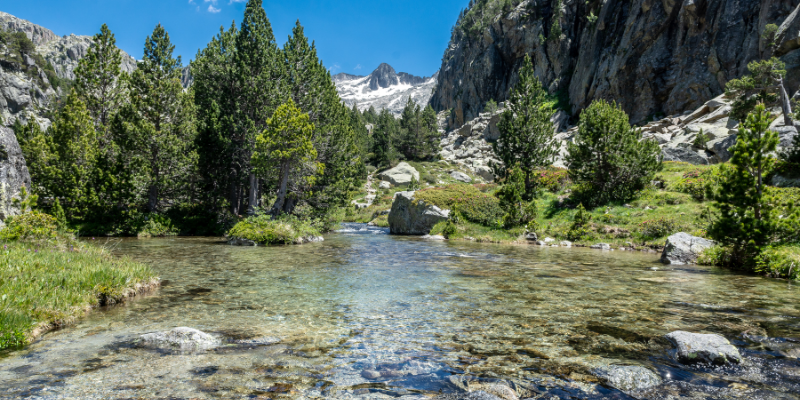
[[591, 243, 611, 250], [594, 365, 662, 392], [661, 232, 715, 265], [388, 191, 450, 235], [228, 237, 257, 246], [140, 327, 220, 350], [234, 336, 280, 346], [665, 331, 742, 365], [434, 392, 505, 400]]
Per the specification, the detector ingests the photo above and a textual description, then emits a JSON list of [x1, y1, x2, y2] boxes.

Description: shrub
[[226, 214, 321, 245], [638, 217, 678, 240], [567, 204, 592, 241], [484, 99, 498, 114], [755, 245, 800, 280], [0, 211, 59, 242], [697, 245, 734, 267], [672, 169, 717, 201], [532, 167, 570, 193], [566, 100, 662, 207], [415, 184, 504, 227], [442, 220, 458, 238], [136, 214, 178, 238], [693, 128, 709, 149]]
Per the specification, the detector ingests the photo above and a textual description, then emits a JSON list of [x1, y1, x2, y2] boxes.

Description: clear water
[[1, 223, 799, 399]]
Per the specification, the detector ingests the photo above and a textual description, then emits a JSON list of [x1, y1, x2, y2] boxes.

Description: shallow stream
[[1, 223, 799, 399]]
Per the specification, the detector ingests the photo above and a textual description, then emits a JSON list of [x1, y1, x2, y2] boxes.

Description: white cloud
[[229, 0, 247, 3], [354, 64, 362, 71], [204, 0, 218, 3], [188, 0, 195, 4], [329, 63, 341, 73], [208, 4, 221, 13]]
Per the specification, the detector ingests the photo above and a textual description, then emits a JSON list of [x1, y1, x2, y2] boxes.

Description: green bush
[[567, 204, 592, 241], [415, 184, 504, 227], [226, 214, 321, 245], [693, 129, 709, 149], [532, 167, 570, 193], [672, 169, 717, 201], [638, 217, 678, 240], [136, 214, 178, 238], [0, 211, 59, 242]]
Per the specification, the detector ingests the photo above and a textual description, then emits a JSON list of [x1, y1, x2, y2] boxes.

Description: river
[[0, 223, 799, 399]]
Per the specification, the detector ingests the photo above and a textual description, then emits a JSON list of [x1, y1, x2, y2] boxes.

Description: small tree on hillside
[[493, 54, 559, 197], [252, 99, 320, 216], [726, 58, 793, 126], [566, 99, 662, 207], [709, 104, 781, 267], [496, 166, 537, 229]]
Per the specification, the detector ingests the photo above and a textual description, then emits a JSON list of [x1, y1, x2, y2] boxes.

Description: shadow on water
[[0, 223, 798, 399]]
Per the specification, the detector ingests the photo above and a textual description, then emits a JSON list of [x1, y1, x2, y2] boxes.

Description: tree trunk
[[246, 173, 258, 216], [780, 77, 794, 126], [229, 168, 240, 216], [270, 162, 290, 215], [148, 145, 159, 213]]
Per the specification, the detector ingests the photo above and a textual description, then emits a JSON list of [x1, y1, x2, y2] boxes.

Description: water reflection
[[0, 223, 798, 399]]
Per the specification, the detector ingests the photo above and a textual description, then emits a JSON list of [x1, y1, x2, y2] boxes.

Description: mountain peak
[[369, 63, 399, 91]]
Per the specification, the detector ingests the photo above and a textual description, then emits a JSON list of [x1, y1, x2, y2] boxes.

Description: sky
[[3, 0, 467, 77]]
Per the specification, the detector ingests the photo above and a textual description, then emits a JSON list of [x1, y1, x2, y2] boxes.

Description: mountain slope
[[431, 0, 800, 127], [333, 63, 437, 116]]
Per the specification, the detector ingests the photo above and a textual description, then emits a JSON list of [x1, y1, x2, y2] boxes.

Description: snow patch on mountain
[[333, 63, 437, 117]]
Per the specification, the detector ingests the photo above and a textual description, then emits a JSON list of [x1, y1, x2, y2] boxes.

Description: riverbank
[[346, 161, 800, 278], [0, 240, 158, 350]]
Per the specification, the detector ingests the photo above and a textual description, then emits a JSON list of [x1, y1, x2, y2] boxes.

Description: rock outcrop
[[594, 365, 662, 393], [0, 126, 31, 226], [432, 0, 800, 127], [665, 331, 743, 365], [378, 162, 420, 187], [139, 327, 220, 350], [661, 232, 716, 265], [388, 191, 450, 235]]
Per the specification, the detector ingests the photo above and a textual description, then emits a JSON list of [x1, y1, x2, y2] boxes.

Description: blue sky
[[3, 0, 466, 77]]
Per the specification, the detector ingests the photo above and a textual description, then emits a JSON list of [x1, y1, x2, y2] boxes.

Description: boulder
[[228, 237, 257, 246], [140, 327, 220, 350], [474, 165, 495, 182], [388, 191, 450, 235], [378, 162, 420, 187], [661, 147, 711, 165], [661, 233, 715, 265], [594, 365, 662, 392], [591, 243, 611, 250], [665, 331, 742, 365], [0, 127, 32, 227], [560, 240, 573, 247], [772, 174, 800, 188], [775, 125, 798, 149], [451, 171, 472, 183], [379, 181, 391, 189], [709, 134, 737, 162]]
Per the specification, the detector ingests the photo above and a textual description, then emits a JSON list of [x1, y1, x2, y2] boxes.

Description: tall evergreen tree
[[493, 54, 559, 194], [398, 98, 440, 160], [193, 23, 239, 211], [234, 0, 283, 215], [127, 24, 196, 212], [73, 24, 126, 136], [372, 109, 398, 167]]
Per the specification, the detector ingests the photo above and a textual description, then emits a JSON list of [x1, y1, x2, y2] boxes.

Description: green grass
[[0, 241, 157, 350], [416, 184, 504, 226], [226, 214, 322, 245]]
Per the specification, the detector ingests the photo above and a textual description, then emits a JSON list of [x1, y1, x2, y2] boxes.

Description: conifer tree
[[235, 0, 283, 215], [73, 24, 126, 135], [709, 104, 781, 267], [253, 99, 319, 214], [497, 166, 537, 228], [726, 58, 793, 125], [193, 23, 239, 211], [493, 54, 559, 194], [127, 24, 196, 212], [566, 99, 661, 207], [372, 109, 398, 167]]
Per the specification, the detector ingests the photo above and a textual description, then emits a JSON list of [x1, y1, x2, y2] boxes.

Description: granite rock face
[[431, 0, 800, 127], [388, 191, 450, 235], [0, 126, 31, 226]]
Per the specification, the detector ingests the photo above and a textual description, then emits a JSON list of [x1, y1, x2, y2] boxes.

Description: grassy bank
[[226, 214, 324, 245], [0, 211, 159, 350], [347, 161, 800, 279]]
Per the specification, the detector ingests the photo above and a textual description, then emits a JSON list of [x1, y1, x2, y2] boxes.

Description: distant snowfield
[[333, 65, 438, 117]]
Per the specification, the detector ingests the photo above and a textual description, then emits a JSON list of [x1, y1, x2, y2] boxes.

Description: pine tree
[[127, 24, 196, 212], [73, 24, 126, 135], [493, 54, 559, 195], [193, 23, 239, 211], [372, 109, 398, 167], [252, 99, 319, 215], [235, 0, 284, 215], [566, 99, 662, 207], [726, 57, 793, 125], [496, 166, 536, 228], [709, 104, 781, 267]]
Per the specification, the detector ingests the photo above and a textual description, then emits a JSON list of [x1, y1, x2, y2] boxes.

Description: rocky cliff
[[431, 0, 800, 128], [0, 126, 31, 225], [0, 11, 136, 127]]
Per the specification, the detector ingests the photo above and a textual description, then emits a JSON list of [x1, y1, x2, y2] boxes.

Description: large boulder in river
[[140, 327, 220, 350], [661, 233, 715, 265], [378, 162, 420, 187], [389, 191, 450, 235], [0, 126, 31, 227], [665, 331, 742, 365]]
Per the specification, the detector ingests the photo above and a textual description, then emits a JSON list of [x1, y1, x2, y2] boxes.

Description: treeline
[[13, 0, 368, 235], [354, 98, 440, 168]]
